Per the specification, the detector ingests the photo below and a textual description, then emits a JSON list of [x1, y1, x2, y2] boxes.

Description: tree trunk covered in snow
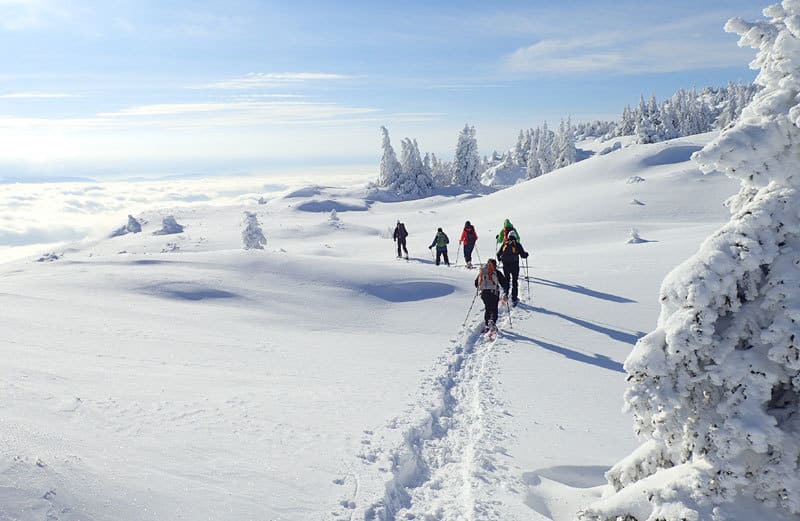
[[583, 3, 800, 520]]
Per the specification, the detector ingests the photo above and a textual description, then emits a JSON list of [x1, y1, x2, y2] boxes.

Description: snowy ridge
[[364, 308, 521, 521]]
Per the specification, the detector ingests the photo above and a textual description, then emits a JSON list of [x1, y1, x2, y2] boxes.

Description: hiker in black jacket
[[496, 230, 529, 306], [393, 220, 409, 259]]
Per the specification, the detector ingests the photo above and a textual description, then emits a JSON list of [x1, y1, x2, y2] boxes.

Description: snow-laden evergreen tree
[[241, 211, 266, 250], [375, 127, 433, 198], [554, 118, 577, 169], [378, 126, 402, 188], [617, 105, 637, 136], [536, 122, 556, 175], [525, 126, 543, 179], [513, 130, 527, 166], [422, 152, 433, 181], [429, 153, 452, 187], [400, 137, 424, 178], [451, 124, 481, 187], [582, 4, 800, 520]]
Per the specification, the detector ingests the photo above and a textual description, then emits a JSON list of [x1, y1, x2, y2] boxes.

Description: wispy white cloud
[[0, 0, 70, 31], [0, 92, 78, 99], [94, 100, 379, 126], [199, 72, 355, 90], [501, 11, 754, 75]]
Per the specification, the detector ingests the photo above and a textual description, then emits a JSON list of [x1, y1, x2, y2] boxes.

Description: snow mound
[[153, 215, 185, 235], [481, 163, 526, 187], [640, 145, 703, 167]]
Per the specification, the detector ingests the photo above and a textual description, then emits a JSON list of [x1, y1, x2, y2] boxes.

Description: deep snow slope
[[0, 133, 740, 520]]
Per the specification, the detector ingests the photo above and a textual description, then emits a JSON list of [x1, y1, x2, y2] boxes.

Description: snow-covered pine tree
[[536, 122, 556, 175], [378, 126, 402, 188], [400, 137, 424, 177], [376, 128, 433, 198], [618, 105, 637, 136], [513, 130, 527, 166], [526, 126, 543, 179], [554, 118, 577, 169], [451, 124, 481, 187], [582, 3, 800, 520], [430, 153, 452, 187], [242, 211, 266, 250]]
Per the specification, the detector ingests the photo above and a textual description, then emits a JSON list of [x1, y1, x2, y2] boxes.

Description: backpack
[[398, 223, 407, 237], [465, 226, 477, 243], [503, 241, 518, 255], [478, 264, 499, 291], [436, 232, 448, 248]]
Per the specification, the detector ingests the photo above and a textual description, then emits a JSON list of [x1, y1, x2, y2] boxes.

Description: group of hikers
[[393, 218, 530, 333]]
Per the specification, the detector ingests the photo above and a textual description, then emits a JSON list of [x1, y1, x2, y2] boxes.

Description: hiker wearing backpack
[[496, 230, 529, 306], [459, 221, 478, 268], [393, 220, 409, 259], [428, 227, 450, 266], [474, 258, 509, 331], [495, 218, 519, 245]]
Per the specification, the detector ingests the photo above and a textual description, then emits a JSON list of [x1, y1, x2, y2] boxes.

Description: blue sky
[[0, 0, 764, 179]]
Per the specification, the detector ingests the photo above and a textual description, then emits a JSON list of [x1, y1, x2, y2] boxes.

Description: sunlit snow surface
[[0, 134, 739, 520]]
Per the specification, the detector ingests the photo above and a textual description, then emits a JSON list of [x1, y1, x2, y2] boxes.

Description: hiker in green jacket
[[429, 227, 450, 266], [496, 218, 519, 245]]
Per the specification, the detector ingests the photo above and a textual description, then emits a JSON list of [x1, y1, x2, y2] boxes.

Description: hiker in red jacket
[[459, 221, 478, 268]]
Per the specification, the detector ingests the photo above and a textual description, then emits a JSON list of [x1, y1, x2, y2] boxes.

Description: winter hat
[[465, 220, 471, 226], [507, 230, 518, 241], [504, 219, 512, 228], [437, 227, 443, 232]]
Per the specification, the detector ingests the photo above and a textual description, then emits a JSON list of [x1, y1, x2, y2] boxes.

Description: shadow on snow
[[519, 303, 644, 345], [361, 281, 455, 303], [529, 277, 636, 304], [502, 330, 625, 373]]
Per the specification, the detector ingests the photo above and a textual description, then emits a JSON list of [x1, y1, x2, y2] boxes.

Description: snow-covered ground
[[0, 133, 739, 520]]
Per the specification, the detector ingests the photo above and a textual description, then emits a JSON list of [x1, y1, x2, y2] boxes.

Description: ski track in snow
[[359, 306, 525, 521]]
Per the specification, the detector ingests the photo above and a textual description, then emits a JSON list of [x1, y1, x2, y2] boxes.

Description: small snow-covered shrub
[[599, 141, 622, 155], [111, 215, 142, 237], [626, 175, 645, 184], [36, 252, 60, 262], [625, 228, 645, 244], [242, 211, 266, 250], [583, 3, 800, 520], [153, 215, 184, 235], [329, 209, 339, 222]]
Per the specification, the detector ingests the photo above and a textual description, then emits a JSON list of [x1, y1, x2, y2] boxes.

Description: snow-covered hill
[[0, 133, 740, 520]]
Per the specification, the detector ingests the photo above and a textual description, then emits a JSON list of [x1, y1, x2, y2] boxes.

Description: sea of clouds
[[0, 168, 371, 263]]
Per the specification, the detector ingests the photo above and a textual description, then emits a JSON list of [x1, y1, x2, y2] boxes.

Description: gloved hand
[[521, 252, 529, 258]]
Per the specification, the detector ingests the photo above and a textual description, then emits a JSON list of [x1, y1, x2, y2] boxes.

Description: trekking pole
[[475, 245, 481, 264], [462, 289, 479, 327], [455, 243, 461, 266], [506, 297, 513, 328], [525, 257, 531, 301]]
